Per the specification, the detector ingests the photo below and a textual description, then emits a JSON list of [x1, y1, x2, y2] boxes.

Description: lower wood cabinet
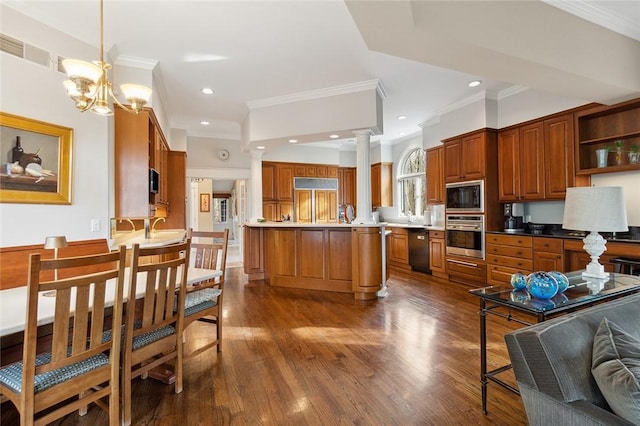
[[532, 237, 564, 272], [429, 230, 447, 278], [485, 234, 533, 285], [387, 227, 410, 271], [446, 256, 486, 286]]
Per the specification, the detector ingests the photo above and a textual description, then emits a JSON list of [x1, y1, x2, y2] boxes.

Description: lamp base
[[581, 231, 609, 280]]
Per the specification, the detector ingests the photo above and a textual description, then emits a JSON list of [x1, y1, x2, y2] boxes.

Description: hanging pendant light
[[62, 0, 152, 116]]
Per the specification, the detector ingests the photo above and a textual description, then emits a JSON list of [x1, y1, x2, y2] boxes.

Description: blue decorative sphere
[[526, 271, 559, 299], [510, 272, 528, 290], [549, 271, 569, 293]]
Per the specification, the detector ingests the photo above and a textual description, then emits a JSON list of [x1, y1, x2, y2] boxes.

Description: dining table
[[0, 266, 221, 337]]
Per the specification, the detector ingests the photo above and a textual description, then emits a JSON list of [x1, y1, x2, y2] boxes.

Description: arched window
[[398, 148, 426, 217]]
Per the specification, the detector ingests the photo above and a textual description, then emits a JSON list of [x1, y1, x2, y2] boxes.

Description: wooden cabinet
[[314, 190, 338, 224], [498, 113, 585, 201], [295, 189, 313, 223], [443, 131, 490, 183], [532, 237, 564, 272], [338, 167, 356, 207], [575, 98, 640, 175], [429, 230, 447, 278], [276, 164, 294, 202], [262, 163, 276, 201], [163, 151, 186, 229], [387, 227, 410, 270], [446, 257, 486, 287], [485, 234, 533, 285], [426, 146, 444, 204], [371, 162, 392, 208], [115, 106, 179, 219]]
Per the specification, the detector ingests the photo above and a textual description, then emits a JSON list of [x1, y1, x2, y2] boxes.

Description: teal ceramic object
[[549, 271, 569, 293], [510, 272, 528, 290], [526, 271, 559, 299]]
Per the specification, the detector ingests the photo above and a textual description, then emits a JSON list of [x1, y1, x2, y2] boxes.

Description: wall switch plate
[[91, 219, 100, 232]]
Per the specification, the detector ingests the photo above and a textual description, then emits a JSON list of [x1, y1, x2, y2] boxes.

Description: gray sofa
[[505, 293, 640, 426]]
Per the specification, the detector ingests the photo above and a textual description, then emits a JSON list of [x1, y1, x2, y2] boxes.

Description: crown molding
[[115, 55, 158, 70], [247, 79, 386, 109], [497, 85, 529, 100], [543, 0, 640, 42]]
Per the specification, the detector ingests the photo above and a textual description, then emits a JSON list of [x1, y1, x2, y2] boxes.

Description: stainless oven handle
[[447, 258, 479, 267], [446, 225, 482, 231]]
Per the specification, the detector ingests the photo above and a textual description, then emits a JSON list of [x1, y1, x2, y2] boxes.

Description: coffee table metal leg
[[480, 299, 488, 414]]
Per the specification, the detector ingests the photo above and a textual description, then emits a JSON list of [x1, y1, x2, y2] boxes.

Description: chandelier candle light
[[62, 0, 152, 115], [562, 186, 628, 279]]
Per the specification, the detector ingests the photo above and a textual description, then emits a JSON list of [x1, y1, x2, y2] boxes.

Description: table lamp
[[44, 235, 68, 280], [562, 186, 628, 279]]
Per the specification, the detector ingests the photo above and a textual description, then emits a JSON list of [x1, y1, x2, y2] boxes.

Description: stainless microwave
[[445, 180, 484, 213]]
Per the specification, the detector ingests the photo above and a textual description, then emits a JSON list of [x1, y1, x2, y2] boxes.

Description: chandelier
[[62, 0, 151, 116]]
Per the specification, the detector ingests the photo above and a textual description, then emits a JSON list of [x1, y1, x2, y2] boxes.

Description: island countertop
[[245, 221, 385, 228]]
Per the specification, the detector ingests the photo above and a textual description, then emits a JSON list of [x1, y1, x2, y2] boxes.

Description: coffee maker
[[504, 203, 524, 232]]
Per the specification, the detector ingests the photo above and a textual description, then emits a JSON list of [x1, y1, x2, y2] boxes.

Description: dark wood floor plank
[[1, 266, 527, 425]]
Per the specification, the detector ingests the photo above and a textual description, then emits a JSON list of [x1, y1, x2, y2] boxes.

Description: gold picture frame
[[0, 112, 73, 204], [200, 193, 210, 212]]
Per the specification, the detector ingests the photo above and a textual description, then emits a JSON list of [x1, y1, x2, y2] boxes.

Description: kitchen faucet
[[144, 217, 166, 238]]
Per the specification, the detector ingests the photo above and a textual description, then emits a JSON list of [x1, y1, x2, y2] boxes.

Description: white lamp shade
[[62, 59, 103, 83], [120, 84, 152, 103], [562, 186, 628, 233]]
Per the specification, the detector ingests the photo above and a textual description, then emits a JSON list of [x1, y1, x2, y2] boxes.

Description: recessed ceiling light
[[289, 139, 298, 143], [200, 121, 210, 125], [397, 115, 407, 120], [399, 132, 406, 137], [202, 88, 214, 95], [329, 134, 339, 139], [257, 146, 265, 150], [468, 80, 482, 88]]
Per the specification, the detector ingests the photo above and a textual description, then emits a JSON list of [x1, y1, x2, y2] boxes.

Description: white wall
[[0, 6, 112, 246]]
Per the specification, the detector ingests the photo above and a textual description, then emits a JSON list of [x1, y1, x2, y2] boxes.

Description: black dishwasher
[[408, 228, 430, 273]]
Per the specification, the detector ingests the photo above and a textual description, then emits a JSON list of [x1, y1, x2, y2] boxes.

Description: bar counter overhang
[[243, 222, 385, 300]]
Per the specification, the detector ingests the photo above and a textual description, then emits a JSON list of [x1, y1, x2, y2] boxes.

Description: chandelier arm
[[108, 85, 137, 114]]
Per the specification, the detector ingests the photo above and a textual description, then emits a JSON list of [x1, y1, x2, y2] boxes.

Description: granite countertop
[[487, 224, 640, 244]]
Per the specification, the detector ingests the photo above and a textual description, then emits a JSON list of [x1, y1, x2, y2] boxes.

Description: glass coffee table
[[469, 271, 640, 414]]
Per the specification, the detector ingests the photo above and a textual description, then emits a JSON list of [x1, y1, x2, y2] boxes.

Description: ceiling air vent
[[0, 33, 51, 68]]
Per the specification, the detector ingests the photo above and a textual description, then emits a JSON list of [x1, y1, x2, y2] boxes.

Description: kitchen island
[[244, 222, 384, 300]]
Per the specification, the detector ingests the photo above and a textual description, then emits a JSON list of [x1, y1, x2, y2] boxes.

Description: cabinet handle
[[448, 258, 478, 267], [544, 244, 550, 247]]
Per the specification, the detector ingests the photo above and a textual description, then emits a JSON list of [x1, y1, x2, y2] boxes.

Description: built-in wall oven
[[446, 215, 484, 259], [445, 180, 484, 213]]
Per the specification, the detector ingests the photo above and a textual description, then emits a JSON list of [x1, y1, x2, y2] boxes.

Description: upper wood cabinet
[[262, 163, 276, 201], [498, 112, 587, 201], [163, 151, 186, 229], [115, 106, 171, 218], [337, 167, 356, 207], [426, 146, 444, 204], [498, 122, 545, 201], [276, 164, 294, 202], [443, 130, 493, 183], [575, 98, 640, 175], [371, 162, 392, 208]]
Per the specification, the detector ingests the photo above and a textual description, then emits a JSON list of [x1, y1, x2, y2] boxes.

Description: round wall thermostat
[[217, 148, 230, 161]]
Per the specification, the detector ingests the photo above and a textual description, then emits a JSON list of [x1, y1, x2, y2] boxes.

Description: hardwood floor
[[1, 267, 527, 425]]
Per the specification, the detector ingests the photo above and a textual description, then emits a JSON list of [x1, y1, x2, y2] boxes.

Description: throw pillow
[[591, 317, 640, 424]]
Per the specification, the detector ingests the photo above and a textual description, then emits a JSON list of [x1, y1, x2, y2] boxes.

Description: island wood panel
[[299, 229, 325, 279], [327, 229, 352, 281], [243, 226, 264, 278], [265, 229, 296, 277], [351, 227, 382, 300], [244, 225, 378, 297]]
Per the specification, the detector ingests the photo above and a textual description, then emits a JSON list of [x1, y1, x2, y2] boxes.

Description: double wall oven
[[445, 180, 485, 260]]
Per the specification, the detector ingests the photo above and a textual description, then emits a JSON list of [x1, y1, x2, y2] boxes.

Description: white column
[[353, 129, 374, 224], [249, 150, 264, 223]]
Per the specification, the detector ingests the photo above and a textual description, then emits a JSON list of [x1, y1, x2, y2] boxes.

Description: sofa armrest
[[518, 382, 634, 426]]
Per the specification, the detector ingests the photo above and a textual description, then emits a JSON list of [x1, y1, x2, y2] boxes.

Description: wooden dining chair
[[183, 229, 229, 358], [0, 246, 127, 426], [120, 239, 190, 426]]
